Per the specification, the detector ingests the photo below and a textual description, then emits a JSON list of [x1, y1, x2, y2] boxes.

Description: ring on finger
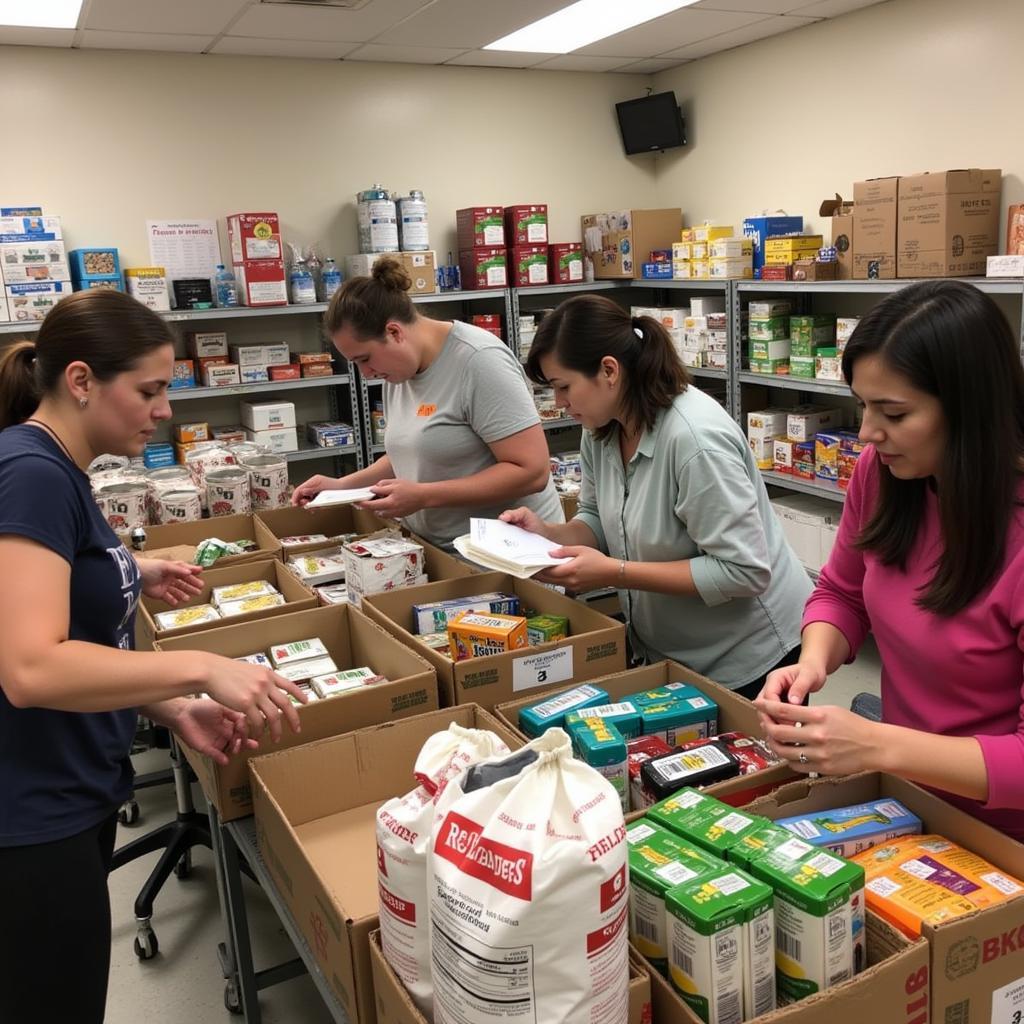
[[798, 752, 808, 765]]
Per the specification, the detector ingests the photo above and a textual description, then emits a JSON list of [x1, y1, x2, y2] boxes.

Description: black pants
[[733, 645, 802, 703], [0, 813, 118, 1024]]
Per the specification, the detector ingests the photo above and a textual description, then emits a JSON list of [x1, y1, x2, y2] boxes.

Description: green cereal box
[[666, 868, 776, 1023], [749, 357, 790, 376], [626, 819, 727, 973], [526, 613, 568, 645], [790, 354, 817, 377], [648, 789, 771, 858], [565, 701, 642, 740], [565, 715, 628, 811], [748, 316, 789, 341], [789, 315, 836, 346]]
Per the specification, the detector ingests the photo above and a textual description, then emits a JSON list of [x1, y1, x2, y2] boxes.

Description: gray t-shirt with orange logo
[[384, 320, 563, 547]]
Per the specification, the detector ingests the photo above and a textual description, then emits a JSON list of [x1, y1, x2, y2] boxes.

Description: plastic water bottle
[[320, 258, 343, 301], [290, 259, 316, 305], [214, 264, 239, 308]]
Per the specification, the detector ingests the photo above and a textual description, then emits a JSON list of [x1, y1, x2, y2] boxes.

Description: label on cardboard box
[[512, 645, 573, 692]]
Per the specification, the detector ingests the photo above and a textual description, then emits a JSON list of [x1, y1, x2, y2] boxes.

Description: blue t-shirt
[[0, 425, 142, 846]]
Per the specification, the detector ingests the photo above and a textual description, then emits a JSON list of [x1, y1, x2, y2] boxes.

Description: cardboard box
[[456, 206, 505, 249], [240, 400, 296, 431], [742, 215, 803, 275], [4, 280, 73, 320], [234, 258, 288, 307], [173, 421, 209, 443], [820, 194, 855, 279], [495, 661, 796, 809], [1006, 203, 1024, 256], [581, 209, 683, 279], [124, 267, 170, 311], [369, 930, 652, 1024], [853, 177, 899, 279], [140, 512, 280, 568], [137, 558, 316, 648], [0, 239, 70, 282], [187, 331, 229, 360], [504, 204, 548, 246], [458, 247, 507, 290], [250, 705, 522, 1023], [202, 363, 241, 388], [361, 571, 625, 709], [747, 771, 1024, 1024], [343, 252, 436, 295], [0, 214, 61, 238], [161, 604, 439, 825], [227, 211, 283, 263], [792, 259, 838, 281], [302, 362, 335, 378], [509, 244, 549, 287], [244, 426, 298, 453], [897, 168, 1001, 278]]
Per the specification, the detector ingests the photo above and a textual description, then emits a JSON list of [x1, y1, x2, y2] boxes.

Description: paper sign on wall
[[147, 220, 221, 281]]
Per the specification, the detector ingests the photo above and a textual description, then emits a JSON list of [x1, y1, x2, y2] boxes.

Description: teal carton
[[637, 687, 718, 744], [518, 683, 610, 738], [565, 700, 642, 740], [565, 715, 628, 811]]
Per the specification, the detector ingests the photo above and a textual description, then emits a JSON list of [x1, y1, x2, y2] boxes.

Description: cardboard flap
[[819, 194, 853, 217]]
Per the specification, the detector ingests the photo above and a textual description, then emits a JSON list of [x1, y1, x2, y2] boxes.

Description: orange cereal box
[[447, 611, 528, 661]]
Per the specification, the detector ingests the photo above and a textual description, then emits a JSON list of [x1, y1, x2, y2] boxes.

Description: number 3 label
[[512, 646, 573, 692]]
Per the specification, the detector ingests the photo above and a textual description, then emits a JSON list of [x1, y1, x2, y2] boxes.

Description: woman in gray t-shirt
[[293, 258, 562, 548], [502, 294, 811, 696]]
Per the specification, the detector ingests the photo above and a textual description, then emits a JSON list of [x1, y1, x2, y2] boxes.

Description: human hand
[[759, 661, 827, 706], [536, 546, 614, 592], [138, 559, 204, 605], [753, 699, 885, 777], [172, 698, 258, 767], [291, 474, 335, 507], [499, 506, 550, 538], [360, 478, 426, 518], [201, 654, 306, 742]]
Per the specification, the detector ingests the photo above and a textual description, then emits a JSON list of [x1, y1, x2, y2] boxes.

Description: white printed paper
[[146, 220, 221, 281], [468, 518, 570, 567], [307, 487, 378, 508], [512, 645, 573, 692], [991, 976, 1024, 1024]]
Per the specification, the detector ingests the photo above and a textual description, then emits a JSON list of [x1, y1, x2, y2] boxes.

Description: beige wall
[[0, 46, 656, 266], [653, 0, 1023, 245]]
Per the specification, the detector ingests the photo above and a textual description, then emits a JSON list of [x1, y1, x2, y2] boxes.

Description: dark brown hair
[[525, 294, 689, 440], [842, 280, 1024, 615], [0, 290, 175, 430], [324, 256, 417, 341]]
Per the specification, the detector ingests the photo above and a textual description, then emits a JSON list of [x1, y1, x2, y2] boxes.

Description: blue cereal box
[[775, 798, 922, 858], [742, 215, 804, 275]]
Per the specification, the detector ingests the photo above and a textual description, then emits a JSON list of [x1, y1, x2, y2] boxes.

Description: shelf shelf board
[[168, 374, 350, 402], [737, 370, 849, 397], [761, 469, 846, 503]]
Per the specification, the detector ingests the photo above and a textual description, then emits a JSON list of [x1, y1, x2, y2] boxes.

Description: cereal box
[[217, 593, 287, 618], [154, 604, 220, 630], [269, 637, 329, 668], [517, 683, 610, 737], [447, 611, 528, 661], [776, 798, 922, 858]]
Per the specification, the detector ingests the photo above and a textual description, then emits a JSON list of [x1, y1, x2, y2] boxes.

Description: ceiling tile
[[790, 0, 886, 16], [691, 0, 810, 13], [575, 8, 769, 57], [0, 27, 75, 46], [532, 54, 651, 72], [444, 49, 551, 68], [656, 13, 819, 59], [610, 57, 691, 74], [229, 0, 429, 43], [345, 42, 468, 63], [83, 0, 248, 35], [374, 0, 568, 49], [80, 30, 212, 53], [211, 35, 360, 58]]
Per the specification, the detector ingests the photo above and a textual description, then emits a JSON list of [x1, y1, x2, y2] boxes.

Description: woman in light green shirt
[[502, 294, 811, 697]]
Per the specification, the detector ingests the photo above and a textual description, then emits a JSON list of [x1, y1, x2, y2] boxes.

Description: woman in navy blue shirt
[[0, 290, 306, 1024]]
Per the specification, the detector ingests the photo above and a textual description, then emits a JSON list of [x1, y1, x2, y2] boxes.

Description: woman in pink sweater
[[757, 280, 1024, 839]]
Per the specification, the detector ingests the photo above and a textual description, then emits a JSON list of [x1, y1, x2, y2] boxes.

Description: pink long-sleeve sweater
[[803, 447, 1024, 840]]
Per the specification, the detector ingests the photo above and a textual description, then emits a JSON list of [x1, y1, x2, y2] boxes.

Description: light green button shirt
[[575, 386, 811, 689]]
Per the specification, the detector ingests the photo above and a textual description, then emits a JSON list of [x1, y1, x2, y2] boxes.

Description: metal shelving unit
[[168, 373, 350, 403], [759, 469, 846, 504], [735, 370, 848, 397], [286, 442, 359, 464]]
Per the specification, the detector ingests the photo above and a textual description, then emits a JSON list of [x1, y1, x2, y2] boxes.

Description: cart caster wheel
[[118, 800, 140, 826], [174, 850, 192, 879], [224, 981, 243, 1015], [134, 928, 159, 961]]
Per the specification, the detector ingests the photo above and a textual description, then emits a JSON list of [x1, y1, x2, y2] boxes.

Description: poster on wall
[[146, 220, 221, 281]]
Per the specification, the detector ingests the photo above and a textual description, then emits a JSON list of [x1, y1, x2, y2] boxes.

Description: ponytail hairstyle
[[0, 289, 175, 431], [324, 256, 418, 341], [525, 294, 689, 440]]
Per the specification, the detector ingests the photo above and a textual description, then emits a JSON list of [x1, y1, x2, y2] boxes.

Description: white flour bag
[[429, 728, 629, 1024], [377, 724, 510, 1017]]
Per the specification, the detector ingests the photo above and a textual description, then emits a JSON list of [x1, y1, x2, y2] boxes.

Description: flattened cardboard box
[[747, 771, 1024, 1024], [369, 929, 653, 1024], [250, 705, 524, 1024], [360, 571, 625, 709], [137, 558, 316, 649], [140, 512, 280, 567], [155, 604, 438, 821], [495, 659, 797, 807]]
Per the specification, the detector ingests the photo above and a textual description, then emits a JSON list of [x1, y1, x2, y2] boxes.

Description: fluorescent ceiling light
[[0, 0, 82, 29], [485, 0, 700, 54]]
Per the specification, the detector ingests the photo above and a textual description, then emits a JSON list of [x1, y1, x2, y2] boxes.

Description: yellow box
[[764, 250, 820, 266], [690, 242, 708, 260], [174, 441, 202, 464], [709, 236, 753, 259], [763, 234, 824, 256], [672, 242, 692, 260], [680, 228, 695, 243], [673, 261, 694, 279], [447, 610, 528, 661], [691, 260, 711, 279], [174, 421, 210, 443], [692, 224, 734, 243]]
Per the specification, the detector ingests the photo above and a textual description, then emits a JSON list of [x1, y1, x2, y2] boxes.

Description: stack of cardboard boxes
[[671, 224, 754, 281], [0, 206, 72, 323], [227, 211, 288, 306]]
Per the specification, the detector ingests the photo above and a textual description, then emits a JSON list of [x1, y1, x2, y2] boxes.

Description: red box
[[456, 207, 505, 250], [269, 363, 301, 381], [548, 242, 583, 284], [197, 355, 229, 375], [297, 351, 333, 365], [301, 362, 335, 378], [226, 212, 282, 263], [509, 245, 549, 287], [759, 264, 793, 281], [471, 314, 501, 329], [458, 247, 507, 290], [233, 259, 287, 307], [504, 204, 548, 246]]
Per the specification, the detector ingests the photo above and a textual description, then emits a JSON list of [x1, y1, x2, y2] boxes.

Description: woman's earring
[[79, 398, 88, 409]]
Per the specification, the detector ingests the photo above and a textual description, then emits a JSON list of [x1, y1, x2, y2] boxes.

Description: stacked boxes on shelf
[[457, 206, 507, 290], [760, 233, 824, 282], [227, 212, 287, 307], [68, 247, 123, 292], [747, 299, 792, 375], [241, 400, 299, 453], [0, 206, 72, 323], [742, 213, 803, 278], [770, 494, 842, 572], [506, 204, 549, 288], [671, 224, 752, 280]]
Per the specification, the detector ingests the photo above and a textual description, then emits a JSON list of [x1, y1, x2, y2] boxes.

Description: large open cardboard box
[[581, 208, 683, 279], [368, 929, 653, 1024], [253, 504, 399, 556], [360, 571, 626, 709], [746, 772, 1024, 1024], [155, 604, 437, 821], [136, 558, 317, 649], [140, 512, 280, 566], [495, 660, 797, 808], [250, 705, 523, 1024]]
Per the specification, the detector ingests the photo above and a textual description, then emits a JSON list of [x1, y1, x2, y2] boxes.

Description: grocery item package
[[429, 728, 629, 1024]]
